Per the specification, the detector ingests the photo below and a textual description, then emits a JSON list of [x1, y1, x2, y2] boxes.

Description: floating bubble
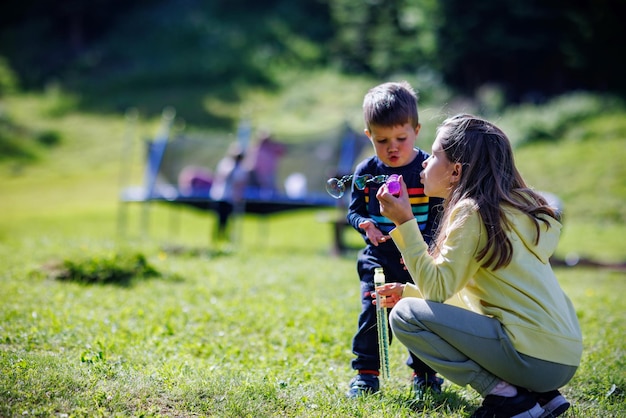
[[325, 177, 346, 199]]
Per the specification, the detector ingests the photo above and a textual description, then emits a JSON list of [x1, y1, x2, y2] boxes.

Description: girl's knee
[[390, 298, 427, 331]]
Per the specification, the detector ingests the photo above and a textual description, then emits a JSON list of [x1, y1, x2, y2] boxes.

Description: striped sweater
[[347, 149, 441, 251]]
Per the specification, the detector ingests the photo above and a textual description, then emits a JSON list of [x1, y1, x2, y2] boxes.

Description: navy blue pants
[[351, 245, 436, 376]]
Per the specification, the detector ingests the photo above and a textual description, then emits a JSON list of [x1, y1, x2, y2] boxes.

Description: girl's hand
[[376, 176, 414, 226], [372, 283, 405, 308]]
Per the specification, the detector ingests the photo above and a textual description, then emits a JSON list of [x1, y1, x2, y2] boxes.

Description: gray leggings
[[389, 298, 577, 397]]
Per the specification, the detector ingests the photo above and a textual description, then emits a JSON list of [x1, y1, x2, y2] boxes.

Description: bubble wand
[[374, 267, 391, 379]]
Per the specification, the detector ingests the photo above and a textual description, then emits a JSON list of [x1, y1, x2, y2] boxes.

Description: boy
[[346, 81, 444, 398]]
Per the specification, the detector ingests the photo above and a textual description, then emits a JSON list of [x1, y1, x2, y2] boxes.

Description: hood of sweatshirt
[[505, 206, 562, 263]]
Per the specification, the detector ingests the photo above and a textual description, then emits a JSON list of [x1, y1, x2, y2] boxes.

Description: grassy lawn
[[1, 90, 625, 417]]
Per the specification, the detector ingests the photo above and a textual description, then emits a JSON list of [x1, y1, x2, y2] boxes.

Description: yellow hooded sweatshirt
[[390, 198, 582, 367]]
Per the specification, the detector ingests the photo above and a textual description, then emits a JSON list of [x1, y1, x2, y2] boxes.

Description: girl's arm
[[377, 178, 482, 302]]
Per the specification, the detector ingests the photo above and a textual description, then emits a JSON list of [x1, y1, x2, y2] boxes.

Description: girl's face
[[421, 130, 459, 198], [365, 123, 420, 167]]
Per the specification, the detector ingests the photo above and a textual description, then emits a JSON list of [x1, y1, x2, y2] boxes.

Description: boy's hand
[[358, 220, 391, 246]]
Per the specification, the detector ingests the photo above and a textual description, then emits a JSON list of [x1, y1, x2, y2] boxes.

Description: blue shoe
[[535, 390, 570, 418], [346, 374, 380, 398], [413, 373, 444, 400]]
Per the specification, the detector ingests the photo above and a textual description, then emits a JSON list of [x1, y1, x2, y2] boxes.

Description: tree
[[435, 0, 626, 101], [327, 0, 439, 76]]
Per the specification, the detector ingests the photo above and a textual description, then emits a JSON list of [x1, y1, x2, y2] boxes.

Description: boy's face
[[365, 122, 420, 168]]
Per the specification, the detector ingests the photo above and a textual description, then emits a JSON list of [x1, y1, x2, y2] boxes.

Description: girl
[[375, 114, 582, 418]]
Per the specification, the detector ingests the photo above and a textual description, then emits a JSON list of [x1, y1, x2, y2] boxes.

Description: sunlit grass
[[1, 210, 624, 417]]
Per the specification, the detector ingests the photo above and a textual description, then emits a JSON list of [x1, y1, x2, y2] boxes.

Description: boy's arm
[[347, 178, 391, 246], [346, 163, 386, 246], [346, 187, 375, 232], [346, 164, 378, 234]]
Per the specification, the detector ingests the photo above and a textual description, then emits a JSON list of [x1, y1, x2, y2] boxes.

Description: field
[[1, 86, 625, 417]]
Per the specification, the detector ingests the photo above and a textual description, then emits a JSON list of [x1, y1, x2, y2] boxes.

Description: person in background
[[375, 114, 582, 417], [209, 142, 248, 242], [178, 166, 213, 197], [245, 132, 286, 197], [345, 81, 444, 399]]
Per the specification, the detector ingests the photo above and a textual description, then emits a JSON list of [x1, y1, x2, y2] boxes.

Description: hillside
[[1, 79, 625, 263]]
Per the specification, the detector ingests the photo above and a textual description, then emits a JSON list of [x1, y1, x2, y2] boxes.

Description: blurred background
[[1, 0, 625, 127], [1, 0, 625, 256]]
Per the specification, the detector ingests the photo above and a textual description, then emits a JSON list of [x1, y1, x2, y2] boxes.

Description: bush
[[0, 114, 38, 162], [0, 114, 62, 163], [42, 252, 161, 285], [0, 56, 18, 96], [36, 130, 62, 147], [499, 92, 625, 146]]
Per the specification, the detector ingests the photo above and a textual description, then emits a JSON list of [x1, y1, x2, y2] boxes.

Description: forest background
[[1, 0, 625, 128]]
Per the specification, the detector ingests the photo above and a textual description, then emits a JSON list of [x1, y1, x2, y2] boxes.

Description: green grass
[[1, 85, 625, 417]]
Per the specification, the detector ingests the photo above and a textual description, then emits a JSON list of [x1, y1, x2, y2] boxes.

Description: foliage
[[435, 0, 626, 100], [498, 91, 625, 146], [40, 252, 161, 285], [0, 0, 334, 127], [0, 56, 18, 96], [0, 111, 62, 163], [327, 0, 440, 76], [512, 113, 626, 227], [1, 0, 625, 127], [0, 0, 156, 88], [0, 115, 38, 162]]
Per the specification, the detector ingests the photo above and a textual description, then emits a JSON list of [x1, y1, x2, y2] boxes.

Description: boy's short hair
[[363, 81, 419, 130]]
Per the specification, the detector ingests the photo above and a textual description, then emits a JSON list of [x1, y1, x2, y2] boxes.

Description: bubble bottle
[[374, 267, 390, 379]]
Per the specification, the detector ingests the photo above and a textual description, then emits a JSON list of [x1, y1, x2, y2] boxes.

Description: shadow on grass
[[160, 244, 237, 258], [393, 388, 475, 417]]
